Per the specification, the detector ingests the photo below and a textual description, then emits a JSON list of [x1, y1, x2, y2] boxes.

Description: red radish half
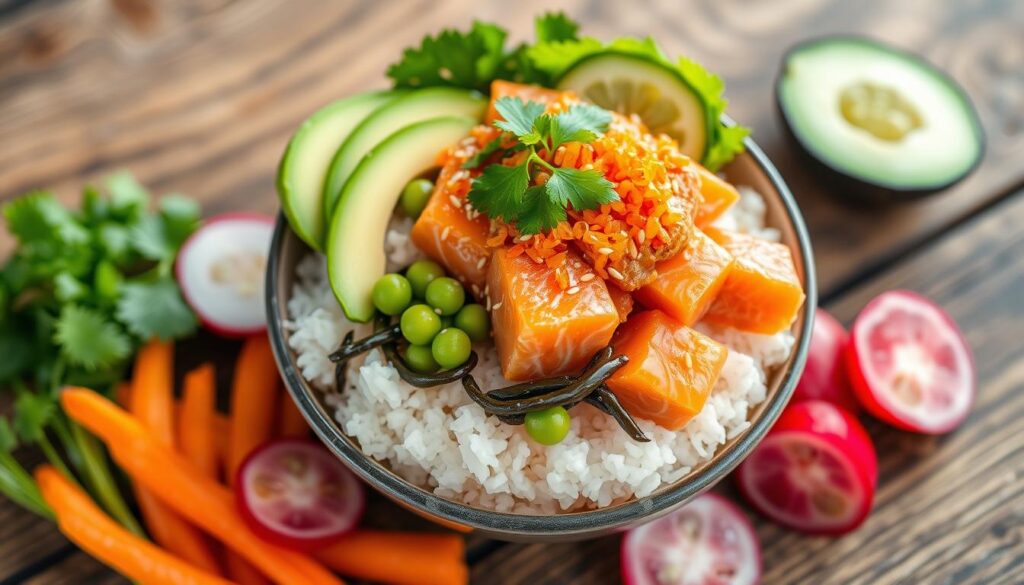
[[737, 401, 876, 535], [621, 493, 761, 585], [847, 290, 974, 434], [176, 213, 274, 337], [792, 308, 859, 412], [236, 439, 364, 550]]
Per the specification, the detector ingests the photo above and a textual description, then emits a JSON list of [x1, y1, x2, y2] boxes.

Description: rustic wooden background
[[1, 0, 1022, 583]]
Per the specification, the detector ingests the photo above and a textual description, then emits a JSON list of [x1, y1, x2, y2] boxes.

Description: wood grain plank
[[22, 549, 127, 585], [471, 191, 1024, 584]]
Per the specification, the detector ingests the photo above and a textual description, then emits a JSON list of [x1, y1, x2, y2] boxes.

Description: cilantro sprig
[[0, 173, 199, 532], [467, 97, 619, 234]]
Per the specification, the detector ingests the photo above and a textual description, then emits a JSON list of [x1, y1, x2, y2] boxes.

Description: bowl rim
[[265, 134, 817, 538]]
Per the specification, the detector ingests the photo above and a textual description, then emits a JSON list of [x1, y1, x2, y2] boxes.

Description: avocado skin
[[774, 35, 985, 205]]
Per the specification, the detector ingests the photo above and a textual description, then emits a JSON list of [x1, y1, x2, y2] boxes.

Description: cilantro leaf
[[4, 191, 89, 247], [106, 171, 150, 221], [493, 97, 546, 139], [387, 21, 508, 92], [535, 12, 579, 43], [13, 392, 55, 443], [467, 162, 530, 223], [549, 104, 612, 151], [54, 305, 132, 371], [54, 272, 88, 303], [517, 186, 566, 234], [546, 168, 618, 212], [96, 223, 133, 264], [159, 195, 201, 249], [462, 136, 505, 170], [116, 278, 197, 341], [0, 321, 35, 384], [0, 418, 18, 452]]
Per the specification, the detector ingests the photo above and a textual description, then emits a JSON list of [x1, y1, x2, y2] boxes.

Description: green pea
[[399, 178, 435, 218], [431, 328, 472, 369], [400, 304, 442, 345], [524, 406, 571, 445], [372, 273, 413, 316], [406, 260, 446, 299], [404, 344, 439, 373], [425, 277, 465, 316], [454, 304, 490, 342]]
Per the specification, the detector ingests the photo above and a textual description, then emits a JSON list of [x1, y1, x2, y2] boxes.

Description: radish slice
[[236, 439, 364, 550], [792, 309, 859, 412], [621, 493, 761, 585], [847, 290, 974, 433], [737, 400, 876, 535], [176, 213, 274, 337]]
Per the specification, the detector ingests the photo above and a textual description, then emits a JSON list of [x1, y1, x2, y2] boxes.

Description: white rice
[[285, 188, 795, 514]]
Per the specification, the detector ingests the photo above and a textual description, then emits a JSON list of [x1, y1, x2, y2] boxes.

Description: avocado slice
[[322, 88, 486, 220], [777, 36, 983, 201], [326, 116, 477, 322], [276, 91, 398, 250]]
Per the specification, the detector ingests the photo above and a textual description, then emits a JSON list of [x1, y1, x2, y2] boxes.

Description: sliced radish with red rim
[[176, 213, 274, 337], [847, 290, 974, 433], [737, 401, 876, 535], [792, 308, 859, 412], [621, 493, 760, 585], [236, 439, 365, 550]]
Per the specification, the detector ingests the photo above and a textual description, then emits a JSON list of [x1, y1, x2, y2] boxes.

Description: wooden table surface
[[1, 0, 1022, 583]]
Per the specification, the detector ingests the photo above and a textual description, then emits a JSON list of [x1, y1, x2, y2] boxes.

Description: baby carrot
[[36, 465, 232, 585], [61, 388, 343, 585], [315, 531, 468, 585], [178, 363, 219, 481], [277, 393, 310, 439], [131, 341, 221, 575], [227, 334, 281, 484], [225, 553, 273, 585]]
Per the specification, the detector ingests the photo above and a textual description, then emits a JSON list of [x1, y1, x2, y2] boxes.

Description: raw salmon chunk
[[486, 80, 565, 124], [702, 227, 805, 334], [694, 165, 740, 228], [411, 163, 492, 293], [487, 249, 619, 381], [634, 229, 734, 326], [607, 310, 728, 430], [607, 284, 635, 323]]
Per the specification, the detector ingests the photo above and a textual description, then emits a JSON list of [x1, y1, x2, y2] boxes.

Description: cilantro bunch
[[467, 97, 619, 234], [387, 12, 748, 171], [0, 172, 199, 529]]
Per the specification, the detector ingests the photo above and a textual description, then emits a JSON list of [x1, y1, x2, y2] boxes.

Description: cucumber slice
[[326, 116, 477, 322], [276, 91, 398, 250], [322, 88, 486, 221], [557, 52, 709, 160]]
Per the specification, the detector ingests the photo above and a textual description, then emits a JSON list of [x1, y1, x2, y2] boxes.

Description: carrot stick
[[226, 552, 273, 585], [227, 334, 281, 484], [315, 531, 468, 585], [277, 392, 310, 439], [36, 465, 232, 585], [178, 363, 219, 480], [130, 341, 221, 576], [61, 387, 343, 585]]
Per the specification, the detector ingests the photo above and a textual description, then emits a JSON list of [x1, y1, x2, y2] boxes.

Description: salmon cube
[[410, 171, 492, 293], [694, 164, 740, 228], [607, 310, 728, 430], [487, 249, 619, 381], [486, 81, 565, 124], [607, 284, 635, 324], [702, 227, 805, 334], [634, 229, 734, 326]]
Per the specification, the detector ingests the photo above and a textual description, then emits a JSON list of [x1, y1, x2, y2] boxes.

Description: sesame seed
[[598, 247, 614, 255], [519, 234, 533, 242], [459, 236, 470, 244], [434, 307, 443, 315], [449, 195, 462, 208], [684, 354, 693, 369], [580, 273, 596, 282], [492, 301, 503, 310], [567, 286, 580, 295], [440, 226, 451, 241], [637, 231, 646, 244], [471, 284, 480, 296], [608, 268, 624, 280], [486, 297, 491, 311], [476, 257, 487, 270]]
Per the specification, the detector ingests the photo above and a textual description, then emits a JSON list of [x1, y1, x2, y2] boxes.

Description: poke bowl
[[265, 23, 816, 541]]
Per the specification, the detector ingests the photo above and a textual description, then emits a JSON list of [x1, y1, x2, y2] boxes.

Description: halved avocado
[[777, 36, 984, 202], [556, 51, 709, 161], [322, 88, 486, 220], [276, 91, 398, 249], [326, 116, 477, 322]]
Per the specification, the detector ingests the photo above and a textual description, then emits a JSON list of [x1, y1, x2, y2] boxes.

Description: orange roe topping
[[432, 92, 702, 290]]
